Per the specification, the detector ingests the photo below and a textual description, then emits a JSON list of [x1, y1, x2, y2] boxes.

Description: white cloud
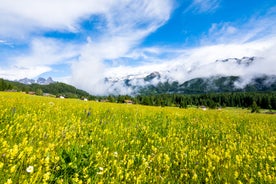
[[0, 38, 79, 80], [0, 66, 51, 80], [201, 11, 276, 45], [185, 0, 220, 13], [68, 0, 174, 95], [14, 38, 79, 67], [0, 0, 172, 40], [0, 0, 114, 39], [0, 39, 13, 47]]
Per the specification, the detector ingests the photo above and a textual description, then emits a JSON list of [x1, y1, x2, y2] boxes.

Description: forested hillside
[[138, 75, 276, 95], [0, 78, 91, 99]]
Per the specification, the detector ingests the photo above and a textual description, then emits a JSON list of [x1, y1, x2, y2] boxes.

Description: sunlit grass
[[0, 92, 275, 183]]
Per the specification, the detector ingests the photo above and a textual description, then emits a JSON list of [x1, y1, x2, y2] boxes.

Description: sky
[[0, 0, 276, 95]]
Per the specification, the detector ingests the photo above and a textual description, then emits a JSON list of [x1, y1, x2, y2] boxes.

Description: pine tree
[[251, 101, 260, 113]]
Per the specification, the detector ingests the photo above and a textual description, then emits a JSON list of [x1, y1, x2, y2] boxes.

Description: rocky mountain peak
[[17, 77, 55, 85]]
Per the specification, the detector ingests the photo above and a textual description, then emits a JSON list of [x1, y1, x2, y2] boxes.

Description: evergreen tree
[[251, 101, 260, 113]]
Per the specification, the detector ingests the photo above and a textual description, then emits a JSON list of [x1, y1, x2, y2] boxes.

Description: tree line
[[107, 92, 276, 110]]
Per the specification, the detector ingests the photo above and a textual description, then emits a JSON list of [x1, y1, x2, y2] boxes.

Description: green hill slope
[[0, 78, 91, 99]]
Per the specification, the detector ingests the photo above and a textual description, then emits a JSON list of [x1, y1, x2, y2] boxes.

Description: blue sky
[[144, 0, 274, 46], [0, 0, 275, 94]]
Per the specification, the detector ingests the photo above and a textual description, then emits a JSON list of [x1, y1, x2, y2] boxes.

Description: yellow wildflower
[[5, 178, 12, 184]]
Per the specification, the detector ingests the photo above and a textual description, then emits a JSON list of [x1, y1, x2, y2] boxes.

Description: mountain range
[[9, 57, 276, 96], [103, 57, 276, 95], [17, 77, 55, 85]]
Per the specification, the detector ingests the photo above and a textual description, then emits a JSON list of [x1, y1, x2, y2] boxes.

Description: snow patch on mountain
[[100, 56, 273, 95], [17, 77, 55, 85]]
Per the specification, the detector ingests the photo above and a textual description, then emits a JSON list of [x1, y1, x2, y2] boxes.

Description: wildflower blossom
[[5, 178, 12, 184], [97, 167, 104, 175], [26, 165, 34, 173], [0, 162, 4, 169], [114, 152, 118, 157], [10, 165, 16, 173]]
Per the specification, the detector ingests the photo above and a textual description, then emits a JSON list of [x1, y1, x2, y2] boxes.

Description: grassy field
[[0, 92, 275, 183]]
